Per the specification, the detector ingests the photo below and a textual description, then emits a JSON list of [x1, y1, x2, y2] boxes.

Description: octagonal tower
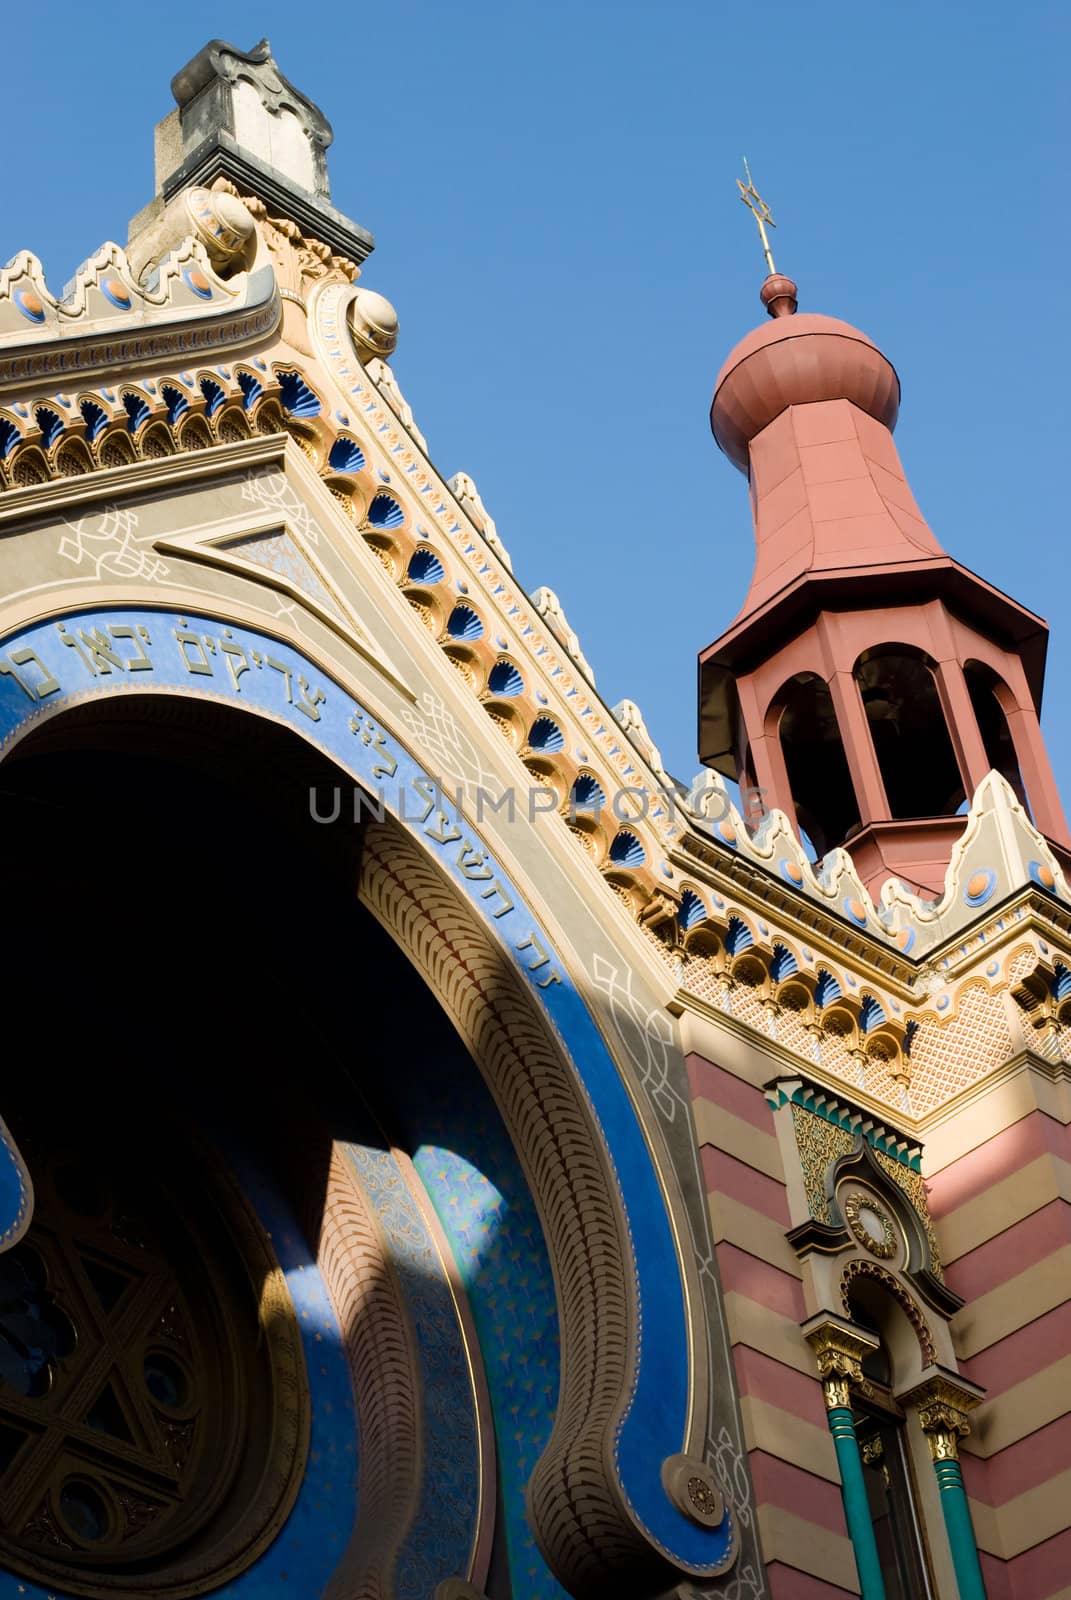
[[699, 273, 1069, 898]]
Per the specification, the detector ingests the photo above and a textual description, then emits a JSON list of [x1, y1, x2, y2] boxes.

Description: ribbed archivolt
[[316, 1143, 422, 1600], [358, 820, 674, 1594]]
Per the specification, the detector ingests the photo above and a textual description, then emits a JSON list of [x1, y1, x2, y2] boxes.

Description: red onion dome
[[711, 277, 900, 474]]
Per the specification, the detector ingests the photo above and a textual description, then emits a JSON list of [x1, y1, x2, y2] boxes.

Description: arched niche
[[853, 646, 965, 820], [773, 671, 861, 857], [963, 658, 1031, 814], [0, 604, 739, 1597]]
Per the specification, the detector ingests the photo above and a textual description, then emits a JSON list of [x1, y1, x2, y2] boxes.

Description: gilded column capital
[[802, 1313, 879, 1410], [898, 1370, 984, 1461]]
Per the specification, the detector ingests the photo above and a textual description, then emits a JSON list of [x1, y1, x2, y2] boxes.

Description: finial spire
[[737, 158, 777, 276], [736, 158, 798, 318]]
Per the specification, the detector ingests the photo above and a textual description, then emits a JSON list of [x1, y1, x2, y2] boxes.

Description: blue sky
[[4, 1, 1068, 803]]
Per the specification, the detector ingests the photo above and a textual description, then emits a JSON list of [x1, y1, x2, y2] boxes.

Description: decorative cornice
[[766, 1076, 921, 1170], [164, 140, 374, 266], [0, 433, 282, 526], [0, 237, 279, 389], [914, 1047, 1071, 1139]]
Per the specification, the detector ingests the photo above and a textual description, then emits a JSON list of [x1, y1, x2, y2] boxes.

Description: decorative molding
[[1, 131, 1070, 1152], [357, 819, 740, 1588], [897, 1370, 985, 1462], [314, 1142, 424, 1597], [661, 1455, 728, 1532], [766, 1077, 922, 1169], [839, 1262, 937, 1367], [842, 1191, 898, 1259], [802, 1315, 880, 1410], [788, 1105, 855, 1229]]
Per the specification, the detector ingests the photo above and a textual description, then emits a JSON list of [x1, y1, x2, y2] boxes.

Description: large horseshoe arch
[[0, 602, 737, 1596]]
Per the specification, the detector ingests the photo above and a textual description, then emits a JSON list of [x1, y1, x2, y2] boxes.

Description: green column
[[805, 1318, 889, 1600], [932, 1451, 987, 1599], [904, 1379, 988, 1600], [826, 1399, 888, 1600]]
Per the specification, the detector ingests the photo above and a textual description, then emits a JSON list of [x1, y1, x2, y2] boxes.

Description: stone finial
[[170, 38, 333, 199], [760, 272, 798, 317], [532, 587, 595, 685], [613, 699, 674, 788], [447, 473, 513, 573], [152, 38, 373, 267], [349, 288, 400, 364]]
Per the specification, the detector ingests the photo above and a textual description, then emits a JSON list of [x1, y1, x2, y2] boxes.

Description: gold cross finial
[[737, 157, 777, 276]]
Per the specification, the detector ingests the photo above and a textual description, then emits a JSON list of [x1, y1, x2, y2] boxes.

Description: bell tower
[[699, 269, 1069, 899]]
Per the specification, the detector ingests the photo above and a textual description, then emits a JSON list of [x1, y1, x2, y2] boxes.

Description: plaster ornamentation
[[614, 698, 677, 790], [448, 472, 513, 573], [803, 1318, 879, 1410], [240, 465, 321, 544], [842, 1190, 898, 1259], [216, 527, 346, 626], [661, 1455, 728, 1533], [789, 1105, 855, 1223], [215, 178, 359, 290], [58, 503, 170, 584], [12, 32, 1071, 1598], [873, 1150, 942, 1274], [839, 1261, 937, 1366], [591, 953, 679, 1124], [399, 691, 502, 804], [357, 821, 741, 1587], [531, 586, 595, 685], [367, 356, 427, 451], [0, 230, 278, 385], [0, 604, 749, 1590], [898, 1374, 982, 1463], [6, 240, 1071, 1076]]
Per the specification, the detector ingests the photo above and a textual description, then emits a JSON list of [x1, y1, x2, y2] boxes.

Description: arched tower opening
[[853, 647, 965, 821], [776, 672, 860, 857], [964, 659, 1030, 813]]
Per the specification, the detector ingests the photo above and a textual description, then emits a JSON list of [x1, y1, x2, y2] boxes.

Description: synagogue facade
[[0, 37, 1066, 1600]]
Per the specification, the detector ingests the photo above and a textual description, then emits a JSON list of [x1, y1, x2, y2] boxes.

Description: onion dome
[[710, 274, 900, 474]]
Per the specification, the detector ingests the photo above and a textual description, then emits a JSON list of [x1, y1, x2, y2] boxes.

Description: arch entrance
[[0, 608, 739, 1596]]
